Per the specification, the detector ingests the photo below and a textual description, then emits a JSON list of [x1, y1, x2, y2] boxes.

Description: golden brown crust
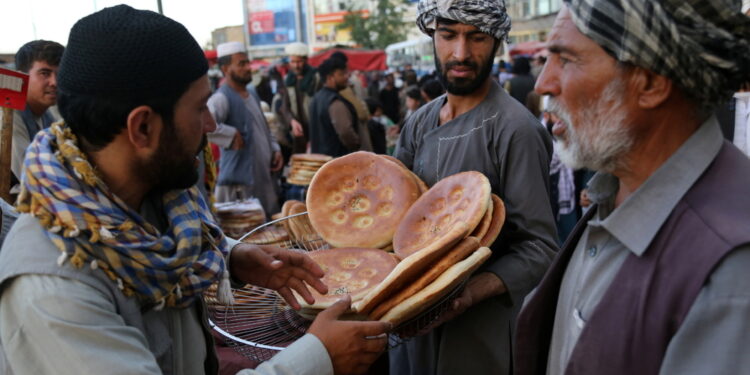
[[306, 151, 420, 248], [480, 194, 506, 247], [354, 223, 470, 315], [380, 155, 428, 195], [291, 153, 333, 163], [295, 247, 399, 309], [370, 236, 481, 320], [241, 225, 290, 245], [393, 171, 491, 259], [280, 200, 303, 233], [380, 154, 408, 169], [379, 247, 492, 326], [470, 195, 494, 239], [287, 201, 315, 241]]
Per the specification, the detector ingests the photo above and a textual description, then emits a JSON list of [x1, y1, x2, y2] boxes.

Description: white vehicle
[[385, 36, 434, 75]]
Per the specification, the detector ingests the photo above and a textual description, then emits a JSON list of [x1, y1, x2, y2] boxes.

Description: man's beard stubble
[[435, 47, 495, 96], [231, 71, 253, 86], [547, 77, 634, 174], [137, 122, 205, 193]]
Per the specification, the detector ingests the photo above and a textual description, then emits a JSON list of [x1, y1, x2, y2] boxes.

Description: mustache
[[444, 60, 479, 71], [546, 98, 573, 127]]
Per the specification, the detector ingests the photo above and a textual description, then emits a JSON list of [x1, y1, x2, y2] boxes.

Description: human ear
[[125, 105, 161, 151], [629, 67, 672, 109]]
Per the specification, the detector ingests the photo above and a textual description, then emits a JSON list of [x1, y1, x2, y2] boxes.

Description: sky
[[1, 0, 245, 54]]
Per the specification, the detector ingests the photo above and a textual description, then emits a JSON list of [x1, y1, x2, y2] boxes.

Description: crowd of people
[[0, 0, 749, 374]]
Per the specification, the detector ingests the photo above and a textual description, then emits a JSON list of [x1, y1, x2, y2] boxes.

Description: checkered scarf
[[565, 0, 750, 109], [417, 0, 512, 41], [16, 122, 232, 309]]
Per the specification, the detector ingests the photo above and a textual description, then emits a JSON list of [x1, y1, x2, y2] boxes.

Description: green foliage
[[338, 0, 409, 49]]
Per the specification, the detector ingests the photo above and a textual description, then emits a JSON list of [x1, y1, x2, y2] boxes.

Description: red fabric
[[308, 48, 387, 71], [509, 41, 546, 58]]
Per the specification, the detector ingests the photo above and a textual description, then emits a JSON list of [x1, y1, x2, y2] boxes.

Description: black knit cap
[[58, 4, 207, 100]]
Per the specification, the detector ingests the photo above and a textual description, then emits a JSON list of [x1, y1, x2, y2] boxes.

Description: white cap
[[217, 41, 246, 58], [284, 42, 308, 57]]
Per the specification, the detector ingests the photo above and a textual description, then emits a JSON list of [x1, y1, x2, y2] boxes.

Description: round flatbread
[[380, 155, 428, 195], [470, 194, 494, 239], [288, 201, 315, 241], [242, 225, 290, 245], [393, 171, 491, 259], [380, 247, 492, 326], [306, 151, 421, 248], [480, 194, 506, 247], [292, 153, 333, 163], [297, 247, 399, 310]]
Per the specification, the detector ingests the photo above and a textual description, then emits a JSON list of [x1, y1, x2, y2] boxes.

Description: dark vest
[[216, 84, 254, 186], [309, 87, 358, 157], [515, 142, 750, 375]]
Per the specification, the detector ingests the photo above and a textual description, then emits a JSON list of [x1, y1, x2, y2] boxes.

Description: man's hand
[[271, 151, 284, 172], [308, 296, 391, 375], [229, 244, 327, 310], [291, 119, 304, 138], [231, 131, 244, 150], [414, 272, 506, 334]]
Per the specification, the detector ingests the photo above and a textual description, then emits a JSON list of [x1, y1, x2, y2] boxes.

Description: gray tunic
[[392, 80, 558, 375], [209, 90, 280, 215], [547, 118, 750, 375]]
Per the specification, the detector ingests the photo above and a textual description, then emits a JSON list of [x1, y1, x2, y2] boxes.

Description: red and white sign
[[249, 11, 274, 34], [0, 68, 29, 111]]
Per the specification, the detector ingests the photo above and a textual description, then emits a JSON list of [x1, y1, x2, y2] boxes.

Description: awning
[[308, 48, 387, 71], [508, 41, 546, 58]]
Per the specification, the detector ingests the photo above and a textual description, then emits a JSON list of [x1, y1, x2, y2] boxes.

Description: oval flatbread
[[297, 247, 399, 310], [380, 247, 492, 326], [480, 194, 506, 247], [393, 171, 491, 259], [306, 151, 421, 248], [369, 236, 481, 320], [470, 194, 494, 239], [380, 155, 428, 195]]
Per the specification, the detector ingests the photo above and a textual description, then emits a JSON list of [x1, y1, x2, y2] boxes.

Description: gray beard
[[547, 77, 634, 173]]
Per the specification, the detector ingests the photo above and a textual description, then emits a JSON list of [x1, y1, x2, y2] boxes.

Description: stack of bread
[[279, 199, 327, 248], [286, 153, 332, 186], [286, 152, 505, 327], [356, 171, 505, 325], [215, 199, 266, 239], [241, 225, 290, 247]]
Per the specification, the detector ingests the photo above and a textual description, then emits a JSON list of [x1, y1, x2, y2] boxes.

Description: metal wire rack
[[204, 211, 466, 362]]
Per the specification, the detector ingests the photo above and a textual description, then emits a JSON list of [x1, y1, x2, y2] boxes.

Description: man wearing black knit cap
[[515, 1, 750, 374], [0, 5, 389, 375]]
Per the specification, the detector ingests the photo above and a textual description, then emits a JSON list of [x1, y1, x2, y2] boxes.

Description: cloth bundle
[[565, 0, 750, 109], [17, 122, 232, 309]]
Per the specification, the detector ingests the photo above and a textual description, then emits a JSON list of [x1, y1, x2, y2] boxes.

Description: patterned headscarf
[[565, 0, 750, 109], [417, 0, 512, 41], [17, 122, 233, 309]]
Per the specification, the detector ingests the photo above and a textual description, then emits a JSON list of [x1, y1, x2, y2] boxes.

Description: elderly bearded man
[[0, 6, 390, 375], [390, 0, 559, 373], [515, 1, 750, 375]]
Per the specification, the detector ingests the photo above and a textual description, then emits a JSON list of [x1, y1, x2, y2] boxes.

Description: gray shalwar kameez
[[391, 80, 558, 374]]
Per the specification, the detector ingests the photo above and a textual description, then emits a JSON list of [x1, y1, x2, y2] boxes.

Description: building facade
[[507, 0, 562, 43]]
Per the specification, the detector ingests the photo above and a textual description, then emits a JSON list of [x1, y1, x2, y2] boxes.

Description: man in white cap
[[208, 41, 283, 215], [277, 42, 319, 153]]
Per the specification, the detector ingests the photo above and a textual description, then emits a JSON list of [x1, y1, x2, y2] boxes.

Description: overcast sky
[[1, 0, 245, 54]]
